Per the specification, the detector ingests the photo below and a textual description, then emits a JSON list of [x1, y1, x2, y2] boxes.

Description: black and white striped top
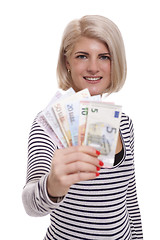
[[22, 113, 143, 239]]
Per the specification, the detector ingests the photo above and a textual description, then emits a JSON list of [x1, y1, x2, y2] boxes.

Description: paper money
[[36, 88, 122, 167], [36, 112, 64, 148], [43, 88, 75, 148], [84, 101, 122, 167], [53, 88, 90, 146], [78, 95, 102, 145], [65, 100, 80, 146], [66, 94, 101, 146], [78, 100, 89, 145]]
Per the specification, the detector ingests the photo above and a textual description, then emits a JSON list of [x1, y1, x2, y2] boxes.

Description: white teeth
[[85, 77, 101, 81]]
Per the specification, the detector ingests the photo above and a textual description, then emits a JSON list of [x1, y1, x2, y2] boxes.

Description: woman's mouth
[[83, 76, 102, 84]]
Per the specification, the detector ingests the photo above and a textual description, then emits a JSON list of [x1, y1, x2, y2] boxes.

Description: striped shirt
[[22, 113, 143, 239]]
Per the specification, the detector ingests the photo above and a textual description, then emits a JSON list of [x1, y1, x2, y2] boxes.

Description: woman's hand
[[47, 145, 103, 198]]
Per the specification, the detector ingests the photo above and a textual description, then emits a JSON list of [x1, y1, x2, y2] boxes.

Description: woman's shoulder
[[120, 112, 134, 130], [121, 112, 133, 123], [28, 111, 55, 145], [29, 112, 43, 133]]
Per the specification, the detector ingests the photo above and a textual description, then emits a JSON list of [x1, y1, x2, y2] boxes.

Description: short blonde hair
[[57, 15, 127, 94]]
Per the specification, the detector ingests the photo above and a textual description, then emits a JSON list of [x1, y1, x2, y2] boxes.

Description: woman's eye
[[100, 55, 111, 60], [76, 55, 87, 59]]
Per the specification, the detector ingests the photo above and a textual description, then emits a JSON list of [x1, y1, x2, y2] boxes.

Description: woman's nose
[[87, 59, 99, 74]]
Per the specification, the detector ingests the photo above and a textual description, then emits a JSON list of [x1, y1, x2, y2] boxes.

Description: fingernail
[[96, 166, 100, 171], [96, 172, 100, 177], [96, 150, 101, 155], [99, 160, 104, 166]]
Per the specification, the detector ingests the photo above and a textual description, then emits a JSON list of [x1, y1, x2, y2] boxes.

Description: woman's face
[[66, 37, 111, 96]]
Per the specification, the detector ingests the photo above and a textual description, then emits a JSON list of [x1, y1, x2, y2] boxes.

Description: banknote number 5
[[106, 126, 117, 134], [91, 108, 98, 113]]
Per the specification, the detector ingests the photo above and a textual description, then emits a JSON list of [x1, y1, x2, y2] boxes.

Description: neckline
[[114, 147, 124, 166], [110, 128, 126, 169]]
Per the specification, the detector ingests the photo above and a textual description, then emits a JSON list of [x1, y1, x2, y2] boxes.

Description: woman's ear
[[65, 56, 70, 71]]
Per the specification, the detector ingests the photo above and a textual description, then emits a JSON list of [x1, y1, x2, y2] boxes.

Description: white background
[[0, 0, 159, 239]]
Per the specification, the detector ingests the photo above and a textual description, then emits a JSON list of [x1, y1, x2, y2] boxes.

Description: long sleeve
[[22, 116, 64, 217], [126, 119, 143, 239], [22, 112, 143, 239]]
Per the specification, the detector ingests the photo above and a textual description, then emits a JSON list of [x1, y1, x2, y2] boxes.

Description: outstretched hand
[[47, 146, 103, 198]]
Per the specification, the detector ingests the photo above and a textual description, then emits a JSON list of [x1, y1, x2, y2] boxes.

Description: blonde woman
[[22, 15, 143, 239]]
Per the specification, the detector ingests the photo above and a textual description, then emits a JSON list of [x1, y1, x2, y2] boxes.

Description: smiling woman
[[65, 37, 111, 95], [57, 15, 127, 94], [22, 15, 143, 240]]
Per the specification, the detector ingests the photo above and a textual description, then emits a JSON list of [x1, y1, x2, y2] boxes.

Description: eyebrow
[[75, 51, 110, 56], [75, 51, 89, 55]]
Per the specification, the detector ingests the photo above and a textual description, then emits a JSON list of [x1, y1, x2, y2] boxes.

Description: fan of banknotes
[[37, 88, 122, 167]]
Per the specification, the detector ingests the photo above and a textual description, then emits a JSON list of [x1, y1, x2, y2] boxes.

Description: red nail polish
[[96, 166, 100, 171], [99, 160, 104, 166], [96, 172, 100, 177], [96, 150, 101, 155]]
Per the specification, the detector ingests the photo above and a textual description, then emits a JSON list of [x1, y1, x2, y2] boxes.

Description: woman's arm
[[126, 119, 143, 239], [22, 115, 101, 217], [22, 116, 61, 217], [126, 168, 143, 239]]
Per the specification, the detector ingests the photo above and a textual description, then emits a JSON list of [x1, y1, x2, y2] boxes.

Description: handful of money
[[37, 88, 122, 167]]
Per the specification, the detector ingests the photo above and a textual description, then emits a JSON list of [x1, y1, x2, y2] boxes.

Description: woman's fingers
[[48, 146, 103, 197], [59, 171, 99, 187], [65, 160, 100, 175], [63, 151, 101, 167], [53, 146, 103, 175], [57, 145, 100, 157]]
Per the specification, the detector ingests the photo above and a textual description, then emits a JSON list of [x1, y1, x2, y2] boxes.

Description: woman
[[22, 15, 143, 239]]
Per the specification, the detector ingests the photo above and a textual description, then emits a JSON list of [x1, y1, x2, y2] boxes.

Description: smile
[[83, 77, 102, 81]]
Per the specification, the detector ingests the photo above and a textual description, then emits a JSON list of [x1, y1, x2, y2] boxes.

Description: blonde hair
[[57, 15, 127, 94]]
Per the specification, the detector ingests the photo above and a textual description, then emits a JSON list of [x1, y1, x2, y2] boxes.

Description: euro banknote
[[78, 95, 101, 145], [36, 112, 64, 148], [36, 88, 122, 167], [84, 101, 122, 167], [65, 100, 80, 146], [53, 88, 90, 146], [43, 90, 67, 148], [37, 88, 75, 148]]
